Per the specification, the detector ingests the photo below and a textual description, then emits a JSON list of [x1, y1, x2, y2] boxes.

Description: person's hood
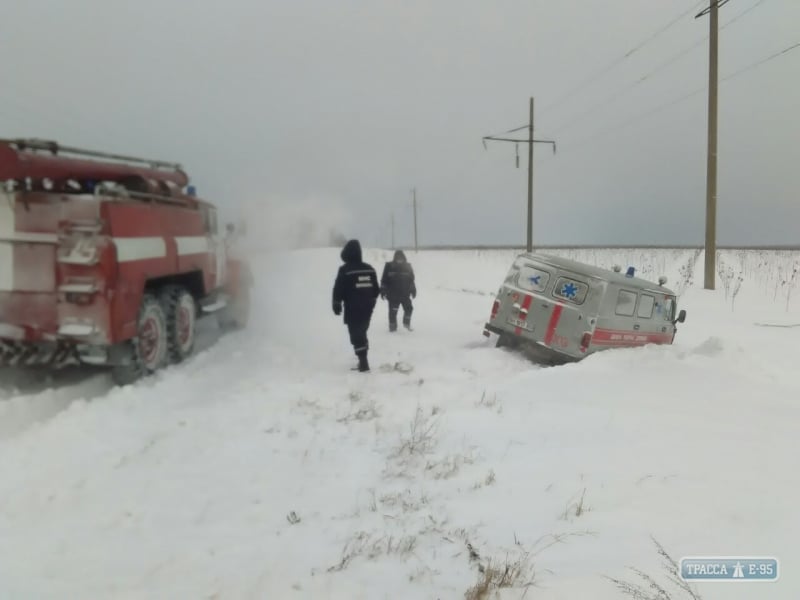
[[341, 239, 362, 263], [393, 250, 407, 262]]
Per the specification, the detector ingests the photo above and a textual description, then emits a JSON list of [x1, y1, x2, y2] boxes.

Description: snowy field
[[1, 247, 799, 599]]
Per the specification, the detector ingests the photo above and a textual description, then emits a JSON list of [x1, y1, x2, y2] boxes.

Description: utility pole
[[527, 98, 534, 254], [697, 0, 725, 290], [412, 187, 418, 252], [483, 97, 556, 253], [391, 212, 395, 249]]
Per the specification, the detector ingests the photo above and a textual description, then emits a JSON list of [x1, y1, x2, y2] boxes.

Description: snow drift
[[1, 247, 798, 599]]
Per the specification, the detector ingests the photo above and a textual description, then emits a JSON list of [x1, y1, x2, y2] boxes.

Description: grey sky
[[1, 0, 798, 247]]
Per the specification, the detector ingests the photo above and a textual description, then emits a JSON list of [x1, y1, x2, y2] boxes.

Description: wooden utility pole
[[483, 97, 556, 253], [412, 187, 418, 252], [697, 0, 722, 290], [527, 97, 534, 254]]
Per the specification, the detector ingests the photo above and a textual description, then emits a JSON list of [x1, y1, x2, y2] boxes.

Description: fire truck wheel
[[160, 285, 197, 363], [111, 294, 168, 385]]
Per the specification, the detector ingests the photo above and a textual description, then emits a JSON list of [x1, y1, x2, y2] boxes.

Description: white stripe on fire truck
[[0, 194, 14, 291], [175, 236, 210, 256], [0, 242, 12, 292], [113, 237, 167, 262]]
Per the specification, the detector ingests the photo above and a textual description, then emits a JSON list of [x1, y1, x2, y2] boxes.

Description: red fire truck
[[0, 138, 251, 385]]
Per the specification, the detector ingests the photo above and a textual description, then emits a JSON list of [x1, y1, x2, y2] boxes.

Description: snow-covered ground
[[1, 247, 799, 599]]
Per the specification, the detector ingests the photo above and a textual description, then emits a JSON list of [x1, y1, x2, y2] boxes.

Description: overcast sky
[[2, 0, 798, 248]]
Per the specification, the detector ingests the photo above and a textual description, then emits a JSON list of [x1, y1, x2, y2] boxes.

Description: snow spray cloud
[[232, 194, 353, 253]]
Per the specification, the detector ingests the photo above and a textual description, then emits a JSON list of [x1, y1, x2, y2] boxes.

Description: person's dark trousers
[[347, 317, 371, 371], [388, 297, 413, 331]]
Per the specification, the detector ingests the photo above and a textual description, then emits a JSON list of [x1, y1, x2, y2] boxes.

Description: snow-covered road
[[1, 247, 798, 599]]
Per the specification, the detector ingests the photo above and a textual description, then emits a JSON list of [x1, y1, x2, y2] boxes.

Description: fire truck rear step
[[58, 283, 97, 294], [58, 323, 98, 336], [200, 297, 228, 313]]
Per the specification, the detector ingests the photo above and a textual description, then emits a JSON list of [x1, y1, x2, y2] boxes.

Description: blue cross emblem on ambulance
[[561, 282, 578, 299], [528, 275, 541, 285]]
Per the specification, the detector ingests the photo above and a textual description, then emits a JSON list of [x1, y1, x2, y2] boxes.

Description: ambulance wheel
[[160, 285, 197, 363], [496, 334, 519, 349], [111, 294, 168, 385]]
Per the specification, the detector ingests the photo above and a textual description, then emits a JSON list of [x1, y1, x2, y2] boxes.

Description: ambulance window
[[616, 290, 637, 316], [517, 265, 550, 293], [552, 277, 588, 305], [637, 294, 655, 318], [664, 297, 675, 321]]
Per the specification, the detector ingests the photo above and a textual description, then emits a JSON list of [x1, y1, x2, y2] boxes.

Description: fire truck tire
[[160, 285, 197, 363], [111, 294, 168, 385]]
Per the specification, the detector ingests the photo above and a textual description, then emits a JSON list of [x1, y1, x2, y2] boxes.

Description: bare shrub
[[425, 451, 475, 480], [328, 531, 418, 572], [464, 556, 535, 600], [472, 469, 496, 490], [527, 529, 597, 555], [463, 540, 536, 600], [731, 275, 743, 309], [378, 488, 430, 513], [338, 399, 379, 423], [477, 390, 500, 408], [392, 406, 439, 458], [383, 408, 440, 479], [675, 250, 701, 296], [560, 487, 590, 520], [462, 530, 597, 600], [786, 264, 799, 311], [606, 536, 703, 600]]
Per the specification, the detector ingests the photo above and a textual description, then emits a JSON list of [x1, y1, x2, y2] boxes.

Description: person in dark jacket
[[380, 250, 416, 332], [332, 239, 380, 372]]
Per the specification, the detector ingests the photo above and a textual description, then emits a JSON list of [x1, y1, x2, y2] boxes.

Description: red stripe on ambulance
[[592, 328, 673, 345], [543, 303, 563, 345]]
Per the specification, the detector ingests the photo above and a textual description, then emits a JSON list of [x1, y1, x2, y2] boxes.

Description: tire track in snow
[[0, 369, 112, 441], [0, 319, 228, 440]]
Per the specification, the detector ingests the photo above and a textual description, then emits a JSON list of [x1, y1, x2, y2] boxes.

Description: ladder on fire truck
[[0, 137, 196, 206], [2, 137, 183, 172]]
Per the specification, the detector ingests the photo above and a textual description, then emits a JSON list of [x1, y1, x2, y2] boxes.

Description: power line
[[721, 0, 767, 27], [495, 0, 708, 135], [550, 39, 800, 158], [722, 40, 800, 79], [537, 0, 707, 116], [548, 0, 769, 136]]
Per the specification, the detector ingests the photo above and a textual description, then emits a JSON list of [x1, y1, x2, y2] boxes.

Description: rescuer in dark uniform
[[332, 239, 380, 372], [380, 250, 416, 332]]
